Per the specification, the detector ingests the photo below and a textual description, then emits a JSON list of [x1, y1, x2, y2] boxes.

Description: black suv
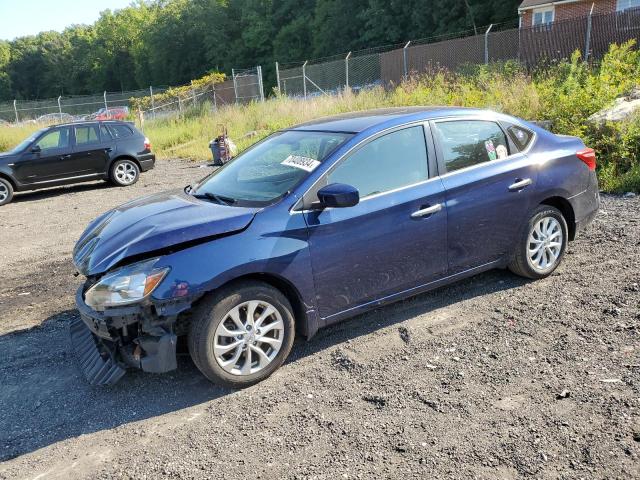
[[0, 120, 155, 206]]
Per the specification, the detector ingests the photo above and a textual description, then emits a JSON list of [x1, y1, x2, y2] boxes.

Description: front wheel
[[110, 159, 140, 186], [508, 205, 568, 279], [0, 178, 13, 206], [188, 281, 295, 388]]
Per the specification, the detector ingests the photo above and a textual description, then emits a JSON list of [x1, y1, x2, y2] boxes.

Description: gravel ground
[[0, 159, 638, 479]]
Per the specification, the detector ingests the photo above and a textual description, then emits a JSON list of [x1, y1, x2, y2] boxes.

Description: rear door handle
[[411, 203, 442, 219], [105, 148, 112, 153], [508, 178, 532, 191], [60, 154, 71, 160]]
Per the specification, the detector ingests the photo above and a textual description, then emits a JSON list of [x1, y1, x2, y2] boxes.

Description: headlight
[[84, 258, 169, 310]]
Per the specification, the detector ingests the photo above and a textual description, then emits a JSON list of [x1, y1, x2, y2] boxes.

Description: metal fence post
[[275, 62, 281, 94], [191, 80, 197, 107], [345, 52, 352, 89], [178, 96, 183, 115], [484, 24, 494, 65], [57, 96, 63, 122], [257, 66, 265, 102], [212, 82, 218, 110], [403, 41, 411, 80], [232, 68, 238, 104], [302, 61, 308, 98], [150, 86, 156, 120], [585, 3, 595, 61], [13, 100, 18, 123]]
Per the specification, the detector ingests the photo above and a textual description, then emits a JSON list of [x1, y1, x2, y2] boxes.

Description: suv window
[[434, 120, 510, 173], [75, 125, 100, 146], [100, 124, 112, 140], [108, 124, 134, 139], [326, 126, 429, 199], [35, 128, 71, 151]]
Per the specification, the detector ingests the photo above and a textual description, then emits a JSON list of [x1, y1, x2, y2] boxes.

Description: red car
[[93, 107, 129, 121]]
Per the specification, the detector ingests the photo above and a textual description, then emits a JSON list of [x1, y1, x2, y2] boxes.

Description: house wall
[[520, 0, 618, 26]]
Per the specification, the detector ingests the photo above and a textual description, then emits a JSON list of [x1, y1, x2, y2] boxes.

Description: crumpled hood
[[73, 190, 259, 276]]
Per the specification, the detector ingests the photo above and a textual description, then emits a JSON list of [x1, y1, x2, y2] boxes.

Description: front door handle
[[411, 203, 442, 219], [508, 178, 532, 191], [60, 154, 71, 160], [105, 148, 112, 153]]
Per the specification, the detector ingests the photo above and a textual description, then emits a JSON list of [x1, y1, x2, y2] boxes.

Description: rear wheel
[[509, 205, 568, 279], [110, 159, 139, 186], [0, 178, 14, 206], [188, 281, 295, 388]]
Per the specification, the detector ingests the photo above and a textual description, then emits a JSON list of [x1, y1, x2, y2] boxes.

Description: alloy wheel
[[115, 161, 137, 185], [213, 300, 284, 376], [0, 183, 7, 203], [527, 216, 563, 272]]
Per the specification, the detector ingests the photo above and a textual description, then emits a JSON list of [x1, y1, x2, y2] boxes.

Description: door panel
[[71, 124, 110, 175], [432, 119, 538, 273], [303, 125, 447, 319], [305, 181, 447, 319], [12, 127, 74, 184]]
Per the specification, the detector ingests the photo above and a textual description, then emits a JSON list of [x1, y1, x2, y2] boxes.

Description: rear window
[[507, 126, 534, 151], [108, 124, 134, 139]]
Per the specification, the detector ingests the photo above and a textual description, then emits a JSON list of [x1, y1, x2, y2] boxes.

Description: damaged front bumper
[[71, 286, 191, 385]]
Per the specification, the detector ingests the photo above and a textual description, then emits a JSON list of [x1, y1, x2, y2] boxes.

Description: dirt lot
[[0, 158, 638, 479]]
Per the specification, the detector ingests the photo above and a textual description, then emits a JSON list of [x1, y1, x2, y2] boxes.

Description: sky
[[0, 0, 134, 41]]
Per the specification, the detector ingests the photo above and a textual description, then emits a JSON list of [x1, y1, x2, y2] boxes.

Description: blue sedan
[[71, 107, 600, 387]]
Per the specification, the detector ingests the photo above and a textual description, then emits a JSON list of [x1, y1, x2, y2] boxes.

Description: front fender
[[151, 204, 317, 327]]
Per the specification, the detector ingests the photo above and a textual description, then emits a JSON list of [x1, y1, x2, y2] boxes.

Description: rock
[[589, 87, 640, 125], [556, 389, 571, 399], [633, 432, 640, 442], [623, 192, 636, 198]]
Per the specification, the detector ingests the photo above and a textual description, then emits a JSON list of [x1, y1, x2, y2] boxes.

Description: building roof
[[519, 0, 581, 11], [290, 106, 485, 133]]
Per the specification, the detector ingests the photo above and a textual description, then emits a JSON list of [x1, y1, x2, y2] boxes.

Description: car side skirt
[[320, 259, 504, 328]]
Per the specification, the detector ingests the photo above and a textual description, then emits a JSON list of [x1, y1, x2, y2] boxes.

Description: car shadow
[[10, 181, 112, 203], [0, 269, 527, 462]]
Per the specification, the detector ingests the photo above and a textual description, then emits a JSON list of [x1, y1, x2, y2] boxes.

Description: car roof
[[289, 106, 490, 133], [47, 120, 131, 129]]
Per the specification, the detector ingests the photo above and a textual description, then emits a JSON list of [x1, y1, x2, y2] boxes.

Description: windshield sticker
[[281, 155, 321, 172], [485, 140, 497, 161], [496, 145, 508, 159]]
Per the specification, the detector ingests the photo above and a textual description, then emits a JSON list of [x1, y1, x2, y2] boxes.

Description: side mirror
[[316, 183, 360, 209], [30, 145, 41, 154]]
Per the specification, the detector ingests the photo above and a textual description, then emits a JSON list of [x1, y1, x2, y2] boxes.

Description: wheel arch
[[110, 155, 141, 172], [193, 272, 313, 339], [0, 172, 16, 190], [540, 196, 576, 241]]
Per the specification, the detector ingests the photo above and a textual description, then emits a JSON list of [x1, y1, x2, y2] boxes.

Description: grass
[[1, 42, 639, 192]]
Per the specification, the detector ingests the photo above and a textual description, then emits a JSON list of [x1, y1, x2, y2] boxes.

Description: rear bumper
[[72, 287, 178, 385], [138, 153, 156, 172]]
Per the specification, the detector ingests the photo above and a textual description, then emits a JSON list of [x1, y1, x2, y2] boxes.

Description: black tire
[[188, 281, 296, 388], [109, 159, 140, 186], [0, 177, 14, 206], [508, 205, 568, 279]]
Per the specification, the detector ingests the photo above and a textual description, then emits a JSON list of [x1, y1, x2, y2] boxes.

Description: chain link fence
[[0, 66, 264, 125], [277, 8, 640, 96]]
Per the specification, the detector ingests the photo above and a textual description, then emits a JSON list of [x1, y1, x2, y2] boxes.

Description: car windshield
[[191, 130, 353, 206], [10, 129, 45, 153]]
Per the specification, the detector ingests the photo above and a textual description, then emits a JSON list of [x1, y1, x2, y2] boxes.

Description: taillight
[[577, 148, 596, 171], [144, 137, 151, 151]]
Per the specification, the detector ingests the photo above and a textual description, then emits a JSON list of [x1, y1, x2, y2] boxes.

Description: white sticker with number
[[281, 155, 321, 172]]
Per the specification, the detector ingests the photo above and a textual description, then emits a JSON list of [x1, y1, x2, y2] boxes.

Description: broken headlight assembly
[[84, 258, 169, 311]]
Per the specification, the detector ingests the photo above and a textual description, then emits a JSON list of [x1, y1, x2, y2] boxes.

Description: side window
[[326, 126, 429, 199], [434, 120, 509, 173], [35, 128, 70, 151], [75, 125, 100, 146], [108, 124, 133, 139], [507, 125, 534, 151], [100, 124, 112, 141]]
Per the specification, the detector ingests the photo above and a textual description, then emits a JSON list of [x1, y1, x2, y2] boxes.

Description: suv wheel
[[188, 281, 295, 388], [110, 159, 140, 186], [0, 178, 14, 206], [509, 205, 568, 279]]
